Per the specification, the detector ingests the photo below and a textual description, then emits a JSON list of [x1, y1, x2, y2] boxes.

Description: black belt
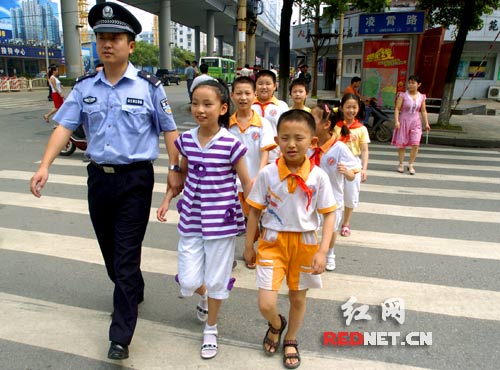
[[90, 160, 152, 174]]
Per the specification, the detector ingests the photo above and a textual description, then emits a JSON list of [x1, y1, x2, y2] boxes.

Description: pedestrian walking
[[157, 79, 251, 360], [391, 75, 431, 175], [30, 1, 182, 360], [43, 65, 63, 124], [310, 103, 360, 270], [333, 93, 370, 238], [185, 60, 196, 103], [244, 109, 336, 369]]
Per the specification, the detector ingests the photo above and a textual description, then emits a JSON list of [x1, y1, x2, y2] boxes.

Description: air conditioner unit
[[487, 85, 500, 99]]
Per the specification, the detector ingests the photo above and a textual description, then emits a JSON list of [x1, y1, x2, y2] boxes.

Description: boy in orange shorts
[[244, 110, 336, 369]]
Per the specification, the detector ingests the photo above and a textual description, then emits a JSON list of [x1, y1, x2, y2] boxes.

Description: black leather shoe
[[108, 342, 129, 360]]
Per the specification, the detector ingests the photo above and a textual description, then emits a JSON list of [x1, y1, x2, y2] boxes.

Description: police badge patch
[[83, 96, 97, 104], [160, 98, 172, 114]]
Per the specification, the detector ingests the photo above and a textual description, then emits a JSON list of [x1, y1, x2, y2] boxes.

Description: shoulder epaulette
[[138, 70, 162, 87], [75, 72, 98, 84]]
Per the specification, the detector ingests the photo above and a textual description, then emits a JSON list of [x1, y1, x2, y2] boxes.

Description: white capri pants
[[344, 156, 362, 209], [177, 235, 236, 300]]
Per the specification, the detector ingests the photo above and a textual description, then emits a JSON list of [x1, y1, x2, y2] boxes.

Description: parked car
[[155, 69, 181, 86]]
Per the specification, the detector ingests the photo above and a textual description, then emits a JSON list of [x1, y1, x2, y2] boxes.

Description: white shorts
[[344, 167, 361, 209], [319, 208, 343, 233], [177, 235, 236, 300]]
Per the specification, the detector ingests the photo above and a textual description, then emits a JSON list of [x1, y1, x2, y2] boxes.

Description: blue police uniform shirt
[[54, 62, 176, 164]]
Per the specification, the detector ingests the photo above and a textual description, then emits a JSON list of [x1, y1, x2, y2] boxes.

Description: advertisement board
[[362, 39, 410, 109]]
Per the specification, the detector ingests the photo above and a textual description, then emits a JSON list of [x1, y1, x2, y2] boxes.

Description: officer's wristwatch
[[169, 164, 181, 172]]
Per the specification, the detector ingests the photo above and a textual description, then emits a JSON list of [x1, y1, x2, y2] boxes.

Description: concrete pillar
[[247, 34, 255, 67], [194, 26, 201, 62], [232, 25, 238, 60], [264, 42, 270, 69], [274, 51, 280, 69], [217, 36, 224, 57], [207, 11, 215, 56], [159, 0, 172, 69], [60, 0, 82, 77]]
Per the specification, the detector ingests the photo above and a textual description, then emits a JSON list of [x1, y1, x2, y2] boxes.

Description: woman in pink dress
[[391, 75, 430, 175]]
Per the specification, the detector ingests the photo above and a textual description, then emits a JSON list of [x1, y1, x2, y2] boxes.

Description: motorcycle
[[60, 124, 87, 156], [363, 98, 394, 142]]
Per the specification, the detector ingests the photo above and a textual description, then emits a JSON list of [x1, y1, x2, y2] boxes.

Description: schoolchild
[[31, 2, 182, 360], [310, 104, 360, 270], [289, 79, 311, 112], [252, 69, 289, 162], [229, 76, 277, 268], [244, 110, 337, 369], [333, 93, 370, 237], [157, 79, 252, 360]]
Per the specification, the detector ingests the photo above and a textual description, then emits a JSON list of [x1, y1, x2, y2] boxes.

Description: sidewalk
[[313, 91, 500, 149]]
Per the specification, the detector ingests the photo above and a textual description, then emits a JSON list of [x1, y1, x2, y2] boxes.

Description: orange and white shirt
[[309, 136, 360, 207], [334, 120, 370, 157], [252, 96, 289, 134], [247, 156, 337, 232], [252, 96, 288, 162], [229, 111, 277, 190]]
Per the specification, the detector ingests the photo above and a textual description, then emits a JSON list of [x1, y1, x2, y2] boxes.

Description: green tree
[[417, 0, 500, 125], [129, 41, 159, 69], [278, 0, 388, 99], [171, 47, 196, 71]]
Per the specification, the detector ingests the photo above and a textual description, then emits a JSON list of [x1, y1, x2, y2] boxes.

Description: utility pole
[[335, 12, 344, 98], [237, 0, 247, 68]]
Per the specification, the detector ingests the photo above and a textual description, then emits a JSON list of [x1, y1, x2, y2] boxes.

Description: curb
[[423, 135, 500, 148]]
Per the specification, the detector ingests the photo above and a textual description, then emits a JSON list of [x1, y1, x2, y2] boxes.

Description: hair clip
[[333, 107, 339, 113], [324, 103, 330, 113]]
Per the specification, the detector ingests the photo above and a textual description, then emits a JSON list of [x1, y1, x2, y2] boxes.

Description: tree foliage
[[417, 0, 500, 124], [129, 41, 159, 69], [171, 47, 196, 71], [286, 0, 388, 98]]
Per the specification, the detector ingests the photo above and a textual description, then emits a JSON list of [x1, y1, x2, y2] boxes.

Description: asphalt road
[[1, 86, 500, 370]]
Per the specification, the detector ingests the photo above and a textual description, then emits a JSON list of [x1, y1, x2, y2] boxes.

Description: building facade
[[291, 6, 500, 103]]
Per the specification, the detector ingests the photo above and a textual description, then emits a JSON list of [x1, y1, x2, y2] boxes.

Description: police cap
[[88, 2, 142, 35]]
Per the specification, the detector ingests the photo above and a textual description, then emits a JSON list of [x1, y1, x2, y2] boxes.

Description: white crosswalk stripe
[[0, 96, 49, 110], [1, 143, 500, 369]]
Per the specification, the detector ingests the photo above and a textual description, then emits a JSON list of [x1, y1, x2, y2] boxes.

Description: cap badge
[[102, 6, 114, 18]]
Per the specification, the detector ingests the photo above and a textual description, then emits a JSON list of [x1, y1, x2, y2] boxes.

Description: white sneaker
[[326, 255, 336, 271]]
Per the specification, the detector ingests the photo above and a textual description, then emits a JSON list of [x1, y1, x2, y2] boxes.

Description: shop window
[[344, 56, 362, 77], [457, 54, 495, 80]]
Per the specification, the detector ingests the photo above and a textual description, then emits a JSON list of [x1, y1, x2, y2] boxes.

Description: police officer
[[30, 2, 182, 360]]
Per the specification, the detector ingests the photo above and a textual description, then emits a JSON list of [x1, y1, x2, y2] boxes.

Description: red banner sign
[[362, 39, 410, 108]]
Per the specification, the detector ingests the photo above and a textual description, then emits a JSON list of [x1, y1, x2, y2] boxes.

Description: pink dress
[[391, 91, 426, 148]]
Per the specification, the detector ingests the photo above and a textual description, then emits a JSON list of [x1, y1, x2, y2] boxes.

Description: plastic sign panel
[[362, 39, 410, 109], [359, 11, 425, 35]]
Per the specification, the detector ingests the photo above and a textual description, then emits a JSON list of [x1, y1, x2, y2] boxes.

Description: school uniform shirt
[[247, 156, 337, 232], [228, 111, 277, 190], [54, 62, 176, 164], [252, 96, 289, 134], [308, 137, 361, 208], [334, 121, 371, 157], [175, 126, 247, 239], [252, 96, 288, 162]]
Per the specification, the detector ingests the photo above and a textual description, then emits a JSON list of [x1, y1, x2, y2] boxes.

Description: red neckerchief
[[310, 137, 338, 165], [336, 119, 363, 142], [276, 157, 315, 211]]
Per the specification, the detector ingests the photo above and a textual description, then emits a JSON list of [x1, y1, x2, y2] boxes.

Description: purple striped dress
[[175, 127, 248, 239]]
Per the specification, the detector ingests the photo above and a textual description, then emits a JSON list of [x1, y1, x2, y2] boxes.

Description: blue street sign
[[359, 11, 425, 35]]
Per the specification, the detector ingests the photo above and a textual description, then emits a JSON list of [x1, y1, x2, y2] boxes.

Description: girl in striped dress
[[157, 80, 251, 360]]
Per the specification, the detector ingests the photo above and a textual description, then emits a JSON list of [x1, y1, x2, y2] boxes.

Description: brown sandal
[[283, 339, 301, 369], [263, 314, 287, 356]]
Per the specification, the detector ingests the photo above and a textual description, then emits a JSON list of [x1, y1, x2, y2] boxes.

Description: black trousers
[[87, 163, 154, 345]]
